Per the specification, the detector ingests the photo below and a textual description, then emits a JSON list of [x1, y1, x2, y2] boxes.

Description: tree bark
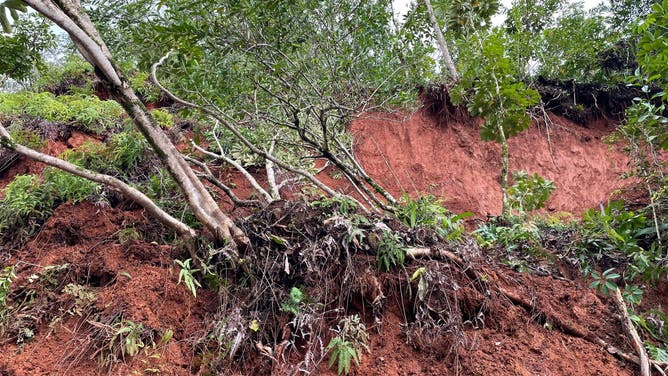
[[423, 0, 459, 81], [24, 0, 247, 247]]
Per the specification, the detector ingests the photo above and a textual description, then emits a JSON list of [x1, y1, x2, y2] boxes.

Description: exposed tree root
[[407, 245, 667, 375], [499, 285, 667, 375]]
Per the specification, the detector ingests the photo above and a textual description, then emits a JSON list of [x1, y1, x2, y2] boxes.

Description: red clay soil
[[351, 111, 630, 216], [0, 110, 650, 375], [0, 202, 637, 376]]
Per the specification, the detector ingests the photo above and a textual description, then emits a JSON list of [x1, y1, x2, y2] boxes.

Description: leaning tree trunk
[[423, 0, 459, 81], [24, 0, 247, 247]]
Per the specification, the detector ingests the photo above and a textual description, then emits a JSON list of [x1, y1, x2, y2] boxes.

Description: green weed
[[396, 194, 471, 241], [376, 231, 405, 272], [326, 315, 369, 375], [175, 259, 202, 298]]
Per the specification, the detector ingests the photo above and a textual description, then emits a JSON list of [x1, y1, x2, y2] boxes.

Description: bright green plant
[[396, 194, 471, 241], [582, 201, 647, 253], [588, 268, 620, 295], [108, 320, 145, 359], [31, 54, 94, 94], [326, 315, 370, 376], [1, 174, 53, 218], [0, 92, 124, 135], [129, 71, 163, 103], [646, 343, 668, 362], [150, 109, 174, 129], [43, 167, 100, 204], [507, 171, 556, 215], [376, 231, 406, 272], [280, 287, 304, 316], [474, 220, 540, 253], [174, 258, 202, 298], [326, 336, 359, 375], [580, 201, 666, 284], [624, 284, 644, 305], [8, 128, 46, 151], [108, 130, 148, 170]]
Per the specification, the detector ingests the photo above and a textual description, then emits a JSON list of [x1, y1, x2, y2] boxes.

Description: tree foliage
[[0, 13, 54, 81]]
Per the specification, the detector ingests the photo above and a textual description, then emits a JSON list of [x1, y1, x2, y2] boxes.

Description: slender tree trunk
[[498, 124, 510, 217], [423, 0, 459, 81], [24, 0, 247, 246]]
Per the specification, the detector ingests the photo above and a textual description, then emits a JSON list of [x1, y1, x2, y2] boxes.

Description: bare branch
[[191, 141, 273, 203], [151, 52, 349, 202], [0, 125, 196, 238], [182, 155, 262, 208]]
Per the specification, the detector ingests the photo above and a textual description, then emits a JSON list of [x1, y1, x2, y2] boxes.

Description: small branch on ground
[[613, 287, 651, 376]]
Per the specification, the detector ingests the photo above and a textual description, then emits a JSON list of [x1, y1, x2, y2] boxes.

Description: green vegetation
[[396, 194, 471, 241], [174, 258, 202, 298], [326, 315, 370, 375], [376, 231, 406, 272], [0, 92, 124, 134], [507, 171, 556, 216]]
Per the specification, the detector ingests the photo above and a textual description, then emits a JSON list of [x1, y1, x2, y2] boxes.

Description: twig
[[191, 141, 273, 203], [182, 155, 262, 208]]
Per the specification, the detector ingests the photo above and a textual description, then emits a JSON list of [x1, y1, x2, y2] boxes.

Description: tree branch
[[0, 125, 196, 238]]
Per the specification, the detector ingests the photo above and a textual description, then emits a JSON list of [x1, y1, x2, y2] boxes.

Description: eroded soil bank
[[0, 109, 655, 375], [351, 111, 629, 216]]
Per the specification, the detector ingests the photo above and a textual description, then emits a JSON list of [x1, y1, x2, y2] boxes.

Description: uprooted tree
[[0, 0, 435, 247], [0, 0, 249, 247]]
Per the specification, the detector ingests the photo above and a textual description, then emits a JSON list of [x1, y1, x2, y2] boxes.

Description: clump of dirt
[[351, 110, 630, 217]]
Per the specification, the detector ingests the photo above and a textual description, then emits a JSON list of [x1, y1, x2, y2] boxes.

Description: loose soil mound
[[0, 200, 638, 375]]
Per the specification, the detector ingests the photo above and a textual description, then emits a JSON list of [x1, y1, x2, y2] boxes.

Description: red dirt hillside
[[351, 111, 629, 216]]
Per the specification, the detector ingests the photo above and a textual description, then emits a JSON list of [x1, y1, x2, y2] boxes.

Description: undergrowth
[[0, 92, 124, 135]]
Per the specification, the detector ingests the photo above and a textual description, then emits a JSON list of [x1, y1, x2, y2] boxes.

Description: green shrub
[[0, 92, 123, 135], [31, 55, 94, 94], [376, 231, 406, 271], [396, 194, 471, 241], [581, 201, 667, 283], [61, 141, 110, 172], [0, 174, 54, 238], [507, 171, 556, 215], [8, 128, 45, 151], [108, 130, 148, 170], [43, 167, 100, 204], [2, 174, 53, 217], [23, 92, 72, 122], [129, 71, 162, 103], [326, 315, 370, 375], [474, 219, 541, 253], [150, 108, 174, 129]]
